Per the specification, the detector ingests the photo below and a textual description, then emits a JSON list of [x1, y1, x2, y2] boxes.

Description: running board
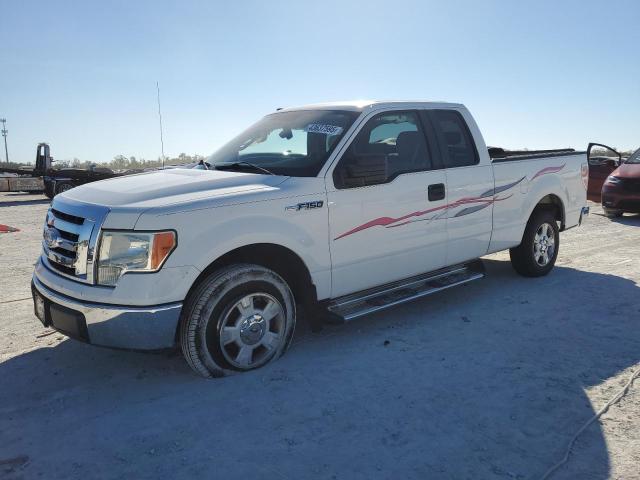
[[326, 260, 485, 322]]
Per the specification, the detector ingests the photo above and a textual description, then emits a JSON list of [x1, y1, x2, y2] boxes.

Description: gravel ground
[[0, 192, 639, 480]]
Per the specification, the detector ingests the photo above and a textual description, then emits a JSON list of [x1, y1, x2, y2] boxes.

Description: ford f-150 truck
[[31, 101, 590, 377]]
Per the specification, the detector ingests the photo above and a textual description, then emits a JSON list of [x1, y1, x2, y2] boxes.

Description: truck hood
[[62, 168, 289, 209]]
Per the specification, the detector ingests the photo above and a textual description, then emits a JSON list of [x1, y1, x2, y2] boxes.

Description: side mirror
[[588, 143, 621, 166], [333, 154, 388, 189]]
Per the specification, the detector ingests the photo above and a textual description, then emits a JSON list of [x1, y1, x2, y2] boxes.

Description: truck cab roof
[[278, 100, 466, 113]]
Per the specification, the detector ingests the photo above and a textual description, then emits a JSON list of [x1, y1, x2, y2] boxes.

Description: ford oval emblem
[[44, 228, 61, 249]]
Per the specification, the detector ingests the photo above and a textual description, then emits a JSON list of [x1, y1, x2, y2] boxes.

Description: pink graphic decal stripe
[[531, 164, 565, 181], [384, 195, 512, 229], [334, 194, 512, 240], [333, 205, 446, 240], [333, 166, 561, 241]]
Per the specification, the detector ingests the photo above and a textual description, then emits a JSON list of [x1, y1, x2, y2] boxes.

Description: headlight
[[97, 230, 176, 286], [606, 175, 622, 185]]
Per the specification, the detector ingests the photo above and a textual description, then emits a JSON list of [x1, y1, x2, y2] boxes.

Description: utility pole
[[156, 82, 165, 169], [0, 118, 8, 163]]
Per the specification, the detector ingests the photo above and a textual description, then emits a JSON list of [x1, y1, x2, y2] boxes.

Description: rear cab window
[[426, 110, 479, 168]]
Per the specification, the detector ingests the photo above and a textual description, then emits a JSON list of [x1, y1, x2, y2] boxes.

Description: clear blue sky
[[2, 0, 639, 164]]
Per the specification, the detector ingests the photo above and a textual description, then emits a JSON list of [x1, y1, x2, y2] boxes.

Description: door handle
[[428, 183, 445, 201]]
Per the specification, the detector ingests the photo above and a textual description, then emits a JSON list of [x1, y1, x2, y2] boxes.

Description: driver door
[[326, 110, 448, 298]]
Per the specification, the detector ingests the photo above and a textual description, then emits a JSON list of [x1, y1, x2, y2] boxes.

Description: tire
[[603, 207, 623, 218], [44, 182, 55, 199], [509, 209, 560, 277], [180, 264, 296, 378], [54, 181, 74, 195]]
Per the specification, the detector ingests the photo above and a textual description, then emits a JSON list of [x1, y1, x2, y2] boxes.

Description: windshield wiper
[[215, 161, 276, 176]]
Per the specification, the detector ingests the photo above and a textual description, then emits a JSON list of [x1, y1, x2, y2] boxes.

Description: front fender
[[137, 192, 332, 299], [189, 214, 324, 273]]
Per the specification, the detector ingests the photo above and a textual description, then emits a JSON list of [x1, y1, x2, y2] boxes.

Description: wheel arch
[[176, 243, 317, 344], [178, 243, 317, 340], [529, 193, 565, 230]]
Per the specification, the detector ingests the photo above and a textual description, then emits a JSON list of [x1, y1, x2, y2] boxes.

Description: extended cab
[[32, 101, 590, 377]]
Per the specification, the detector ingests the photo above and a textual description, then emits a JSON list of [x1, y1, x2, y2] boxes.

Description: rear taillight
[[581, 163, 589, 190]]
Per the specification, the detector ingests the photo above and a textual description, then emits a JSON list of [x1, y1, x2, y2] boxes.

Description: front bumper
[[602, 184, 640, 212], [32, 275, 182, 350]]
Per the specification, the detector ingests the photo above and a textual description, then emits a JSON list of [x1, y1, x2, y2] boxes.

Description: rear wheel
[[180, 264, 296, 378], [44, 182, 55, 199], [510, 209, 559, 277]]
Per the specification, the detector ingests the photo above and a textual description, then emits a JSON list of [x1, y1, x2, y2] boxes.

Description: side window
[[429, 110, 478, 168], [334, 111, 432, 189]]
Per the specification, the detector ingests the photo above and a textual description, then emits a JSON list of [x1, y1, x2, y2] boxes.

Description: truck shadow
[[1, 259, 638, 479], [610, 213, 640, 226], [592, 210, 640, 226], [0, 198, 51, 207]]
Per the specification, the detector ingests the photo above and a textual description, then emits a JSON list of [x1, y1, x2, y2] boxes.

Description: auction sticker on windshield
[[305, 124, 344, 136]]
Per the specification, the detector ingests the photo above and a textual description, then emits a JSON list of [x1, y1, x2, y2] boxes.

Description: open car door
[[587, 143, 621, 202]]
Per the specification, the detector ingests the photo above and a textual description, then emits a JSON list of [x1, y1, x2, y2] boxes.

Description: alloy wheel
[[533, 222, 556, 266], [218, 293, 285, 370]]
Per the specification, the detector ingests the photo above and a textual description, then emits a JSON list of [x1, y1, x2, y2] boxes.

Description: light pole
[[0, 118, 7, 163]]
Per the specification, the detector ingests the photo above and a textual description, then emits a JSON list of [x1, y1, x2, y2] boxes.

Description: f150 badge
[[285, 200, 324, 212]]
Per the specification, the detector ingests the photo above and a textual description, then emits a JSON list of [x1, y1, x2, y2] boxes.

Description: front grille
[[57, 229, 79, 242], [43, 209, 84, 277], [49, 262, 77, 276], [41, 202, 107, 284], [51, 208, 84, 225]]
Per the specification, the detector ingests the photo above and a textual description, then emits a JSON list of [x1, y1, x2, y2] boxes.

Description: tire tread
[[180, 264, 295, 378]]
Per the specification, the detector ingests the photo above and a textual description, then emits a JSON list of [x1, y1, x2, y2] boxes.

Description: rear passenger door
[[425, 109, 494, 265], [327, 110, 448, 298]]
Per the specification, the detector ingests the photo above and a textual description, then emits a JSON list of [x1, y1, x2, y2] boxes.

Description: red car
[[588, 144, 640, 217]]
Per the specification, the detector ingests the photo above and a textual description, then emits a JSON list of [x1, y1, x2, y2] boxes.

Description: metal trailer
[[0, 143, 136, 198]]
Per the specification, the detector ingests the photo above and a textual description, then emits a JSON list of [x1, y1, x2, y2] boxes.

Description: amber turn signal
[[150, 231, 177, 269]]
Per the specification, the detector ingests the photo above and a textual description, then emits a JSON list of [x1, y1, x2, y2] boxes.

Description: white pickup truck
[[32, 101, 589, 377]]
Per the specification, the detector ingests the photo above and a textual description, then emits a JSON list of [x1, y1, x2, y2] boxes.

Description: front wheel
[[180, 264, 296, 378], [509, 209, 559, 277], [603, 207, 623, 218]]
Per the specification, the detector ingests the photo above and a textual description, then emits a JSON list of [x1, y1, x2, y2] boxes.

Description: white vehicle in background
[[31, 101, 589, 377]]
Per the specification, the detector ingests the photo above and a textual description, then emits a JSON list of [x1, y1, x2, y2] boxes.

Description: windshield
[[625, 147, 640, 164], [207, 110, 360, 176]]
